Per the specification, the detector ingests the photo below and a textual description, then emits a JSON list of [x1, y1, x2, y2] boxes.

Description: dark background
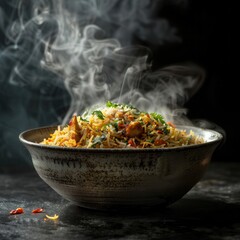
[[0, 0, 231, 172]]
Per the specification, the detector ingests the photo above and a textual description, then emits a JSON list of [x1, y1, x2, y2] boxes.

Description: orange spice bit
[[32, 208, 44, 213], [9, 207, 24, 215], [167, 121, 176, 128], [127, 115, 134, 121]]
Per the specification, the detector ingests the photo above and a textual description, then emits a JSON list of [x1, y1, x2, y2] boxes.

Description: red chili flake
[[128, 138, 137, 147], [118, 123, 125, 129], [9, 207, 24, 215], [154, 139, 167, 146], [32, 208, 44, 213]]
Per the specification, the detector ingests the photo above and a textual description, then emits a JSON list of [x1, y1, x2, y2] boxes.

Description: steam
[[0, 0, 211, 169], [1, 0, 205, 127], [30, 0, 203, 125]]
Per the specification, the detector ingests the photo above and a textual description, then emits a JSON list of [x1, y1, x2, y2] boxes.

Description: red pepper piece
[[10, 207, 24, 215], [128, 138, 137, 147], [32, 208, 44, 213], [154, 139, 167, 146]]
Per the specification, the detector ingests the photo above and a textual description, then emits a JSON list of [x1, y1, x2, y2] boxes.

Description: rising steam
[[1, 0, 204, 127]]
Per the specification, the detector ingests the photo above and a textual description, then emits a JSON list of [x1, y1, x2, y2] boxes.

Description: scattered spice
[[8, 207, 59, 222], [9, 207, 24, 215], [32, 208, 44, 213], [45, 214, 59, 220]]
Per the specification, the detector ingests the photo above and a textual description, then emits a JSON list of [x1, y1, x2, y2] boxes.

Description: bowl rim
[[19, 124, 224, 152]]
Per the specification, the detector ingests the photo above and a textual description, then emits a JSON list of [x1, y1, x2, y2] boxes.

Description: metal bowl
[[19, 125, 223, 210]]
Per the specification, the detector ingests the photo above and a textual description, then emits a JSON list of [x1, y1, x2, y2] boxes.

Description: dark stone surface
[[0, 162, 240, 240]]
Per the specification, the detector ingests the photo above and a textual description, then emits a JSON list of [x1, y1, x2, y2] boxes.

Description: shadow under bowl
[[19, 125, 223, 211]]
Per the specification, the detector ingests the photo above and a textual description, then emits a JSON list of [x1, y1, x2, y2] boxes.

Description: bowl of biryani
[[19, 101, 224, 210]]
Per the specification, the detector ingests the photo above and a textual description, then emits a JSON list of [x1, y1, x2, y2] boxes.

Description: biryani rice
[[41, 101, 204, 148]]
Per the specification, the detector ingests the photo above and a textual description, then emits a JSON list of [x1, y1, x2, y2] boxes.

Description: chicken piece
[[126, 121, 143, 137], [69, 115, 82, 142]]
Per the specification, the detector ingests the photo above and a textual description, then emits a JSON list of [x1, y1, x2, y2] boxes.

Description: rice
[[41, 101, 204, 148]]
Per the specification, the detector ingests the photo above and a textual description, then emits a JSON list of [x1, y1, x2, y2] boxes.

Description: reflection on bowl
[[19, 125, 223, 210]]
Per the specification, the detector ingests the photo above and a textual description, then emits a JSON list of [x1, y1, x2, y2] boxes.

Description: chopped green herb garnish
[[150, 112, 167, 125], [92, 110, 105, 120], [111, 121, 119, 131], [91, 135, 106, 147], [103, 121, 118, 131], [80, 116, 89, 122], [106, 101, 140, 112], [106, 101, 119, 108], [163, 127, 170, 134]]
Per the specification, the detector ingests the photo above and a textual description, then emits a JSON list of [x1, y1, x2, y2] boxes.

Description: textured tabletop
[[0, 162, 240, 240]]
